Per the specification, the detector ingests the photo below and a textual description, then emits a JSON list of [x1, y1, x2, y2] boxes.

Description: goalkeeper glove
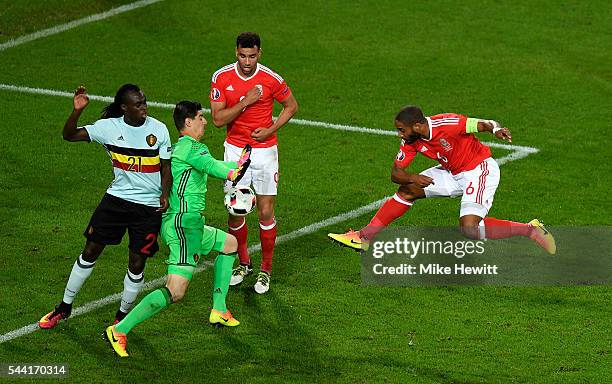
[[237, 144, 252, 167], [227, 144, 252, 186]]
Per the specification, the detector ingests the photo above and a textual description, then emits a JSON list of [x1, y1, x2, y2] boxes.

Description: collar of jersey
[[179, 135, 197, 142], [234, 62, 260, 81], [422, 117, 433, 141], [119, 115, 148, 128]]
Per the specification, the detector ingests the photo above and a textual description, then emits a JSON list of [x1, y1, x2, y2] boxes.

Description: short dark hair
[[395, 105, 426, 126], [236, 32, 260, 49], [173, 100, 202, 130]]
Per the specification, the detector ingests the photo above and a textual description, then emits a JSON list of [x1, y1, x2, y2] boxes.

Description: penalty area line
[[0, 83, 540, 155], [0, 198, 387, 344], [0, 140, 536, 344], [0, 82, 539, 343]]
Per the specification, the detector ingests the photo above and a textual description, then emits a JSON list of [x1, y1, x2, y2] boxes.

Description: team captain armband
[[466, 118, 479, 133]]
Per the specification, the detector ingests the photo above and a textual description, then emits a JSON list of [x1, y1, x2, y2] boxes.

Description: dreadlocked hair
[[101, 84, 141, 119]]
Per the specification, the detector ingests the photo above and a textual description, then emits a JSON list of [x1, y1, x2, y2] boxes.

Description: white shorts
[[223, 142, 279, 195], [420, 157, 500, 218]]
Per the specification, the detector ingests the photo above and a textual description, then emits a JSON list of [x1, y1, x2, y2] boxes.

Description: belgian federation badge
[[146, 134, 157, 147]]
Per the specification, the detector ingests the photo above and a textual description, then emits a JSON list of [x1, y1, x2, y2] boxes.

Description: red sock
[[228, 217, 250, 265], [359, 194, 412, 240], [259, 218, 277, 273], [483, 217, 532, 239]]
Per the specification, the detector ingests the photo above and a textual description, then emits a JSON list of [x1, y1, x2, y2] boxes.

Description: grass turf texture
[[0, 0, 610, 383]]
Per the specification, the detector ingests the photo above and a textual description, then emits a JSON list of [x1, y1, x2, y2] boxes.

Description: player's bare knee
[[82, 241, 104, 262], [128, 253, 146, 275], [460, 226, 480, 240], [171, 288, 185, 302], [397, 185, 420, 201], [228, 214, 244, 226], [256, 195, 275, 221], [396, 189, 414, 201], [223, 234, 238, 254], [166, 284, 186, 302], [257, 206, 274, 222], [459, 217, 481, 240], [80, 250, 98, 263]]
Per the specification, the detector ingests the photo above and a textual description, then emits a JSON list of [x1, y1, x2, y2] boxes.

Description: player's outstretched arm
[[189, 144, 251, 185], [476, 119, 512, 142], [63, 86, 91, 142]]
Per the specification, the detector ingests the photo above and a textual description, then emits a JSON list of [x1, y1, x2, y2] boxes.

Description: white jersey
[[84, 116, 172, 207]]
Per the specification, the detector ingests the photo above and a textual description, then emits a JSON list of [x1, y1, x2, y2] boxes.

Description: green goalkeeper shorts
[[161, 212, 228, 280]]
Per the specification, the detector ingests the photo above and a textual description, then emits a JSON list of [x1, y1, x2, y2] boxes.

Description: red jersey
[[394, 113, 492, 174], [210, 62, 292, 148]]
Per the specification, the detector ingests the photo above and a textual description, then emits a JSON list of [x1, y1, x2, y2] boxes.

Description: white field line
[[0, 147, 533, 344], [0, 83, 538, 343], [0, 83, 540, 156], [0, 0, 164, 52], [0, 197, 388, 344], [0, 0, 540, 343]]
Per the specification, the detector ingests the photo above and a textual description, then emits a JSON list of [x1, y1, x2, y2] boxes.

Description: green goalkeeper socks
[[115, 287, 172, 334], [212, 253, 236, 313], [115, 253, 235, 333]]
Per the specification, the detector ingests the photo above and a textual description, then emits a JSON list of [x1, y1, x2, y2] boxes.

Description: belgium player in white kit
[[39, 85, 172, 329], [329, 105, 556, 254], [210, 32, 298, 293]]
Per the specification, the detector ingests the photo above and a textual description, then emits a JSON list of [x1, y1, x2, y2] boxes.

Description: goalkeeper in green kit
[[105, 100, 251, 357]]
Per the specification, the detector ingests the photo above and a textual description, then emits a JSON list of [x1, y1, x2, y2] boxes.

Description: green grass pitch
[[0, 1, 610, 382]]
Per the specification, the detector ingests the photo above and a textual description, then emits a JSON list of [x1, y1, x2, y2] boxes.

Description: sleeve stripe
[[212, 63, 234, 83], [430, 118, 460, 127], [259, 64, 285, 84]]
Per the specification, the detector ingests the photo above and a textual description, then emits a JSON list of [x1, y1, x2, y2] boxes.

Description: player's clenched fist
[[251, 127, 274, 142], [242, 86, 262, 106]]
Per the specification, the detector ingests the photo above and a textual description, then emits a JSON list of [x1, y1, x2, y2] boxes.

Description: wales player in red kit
[[210, 32, 298, 294], [329, 105, 556, 254]]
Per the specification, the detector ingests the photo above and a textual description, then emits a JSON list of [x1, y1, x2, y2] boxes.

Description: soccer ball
[[224, 186, 256, 216]]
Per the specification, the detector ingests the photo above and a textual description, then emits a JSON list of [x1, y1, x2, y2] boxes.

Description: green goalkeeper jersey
[[165, 135, 237, 216]]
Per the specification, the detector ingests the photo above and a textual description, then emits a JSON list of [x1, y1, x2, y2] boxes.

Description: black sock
[[115, 309, 128, 322], [58, 301, 72, 314]]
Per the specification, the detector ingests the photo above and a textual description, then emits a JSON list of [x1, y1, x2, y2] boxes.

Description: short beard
[[405, 133, 420, 144]]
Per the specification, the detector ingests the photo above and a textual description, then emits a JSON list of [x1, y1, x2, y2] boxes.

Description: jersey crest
[[440, 138, 453, 152], [146, 134, 157, 147]]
